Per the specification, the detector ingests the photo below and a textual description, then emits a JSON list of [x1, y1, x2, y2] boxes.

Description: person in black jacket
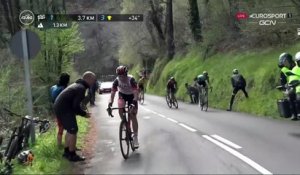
[[185, 83, 199, 104], [88, 80, 99, 106], [54, 71, 96, 162], [227, 69, 249, 111]]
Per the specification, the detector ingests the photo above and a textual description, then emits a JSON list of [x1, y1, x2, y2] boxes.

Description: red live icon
[[235, 12, 248, 20]]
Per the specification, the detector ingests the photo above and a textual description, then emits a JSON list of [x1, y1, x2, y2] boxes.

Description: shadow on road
[[120, 152, 142, 166], [289, 133, 300, 139]]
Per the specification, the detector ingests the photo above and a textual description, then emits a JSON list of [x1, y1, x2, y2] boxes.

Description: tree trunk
[[44, 0, 48, 13], [29, 0, 33, 10], [36, 0, 40, 10], [62, 0, 66, 13], [11, 0, 21, 33], [1, 0, 13, 35], [165, 0, 175, 60], [149, 0, 165, 46], [57, 37, 63, 74], [228, 0, 240, 33], [188, 0, 202, 42], [146, 11, 157, 45]]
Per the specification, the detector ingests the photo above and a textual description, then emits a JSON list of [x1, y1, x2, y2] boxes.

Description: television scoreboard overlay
[[34, 14, 143, 29], [231, 1, 300, 36]]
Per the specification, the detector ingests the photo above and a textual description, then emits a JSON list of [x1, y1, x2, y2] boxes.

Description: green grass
[[147, 43, 300, 118], [13, 117, 89, 174]]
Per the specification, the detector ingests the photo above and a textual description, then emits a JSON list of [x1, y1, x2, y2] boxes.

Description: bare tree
[[188, 0, 202, 42], [149, 0, 165, 46], [228, 0, 240, 33], [165, 0, 175, 59], [1, 0, 13, 35]]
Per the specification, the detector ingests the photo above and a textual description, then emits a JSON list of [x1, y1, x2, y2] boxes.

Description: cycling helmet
[[295, 52, 300, 62], [116, 66, 128, 75], [203, 71, 208, 76], [170, 77, 175, 80], [278, 53, 293, 67], [233, 69, 239, 74], [17, 150, 34, 164]]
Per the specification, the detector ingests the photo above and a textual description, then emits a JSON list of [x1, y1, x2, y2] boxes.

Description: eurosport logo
[[249, 13, 287, 19], [235, 12, 290, 20], [19, 10, 35, 25]]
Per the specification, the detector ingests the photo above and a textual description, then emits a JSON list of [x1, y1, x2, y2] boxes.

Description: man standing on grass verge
[[54, 71, 96, 162]]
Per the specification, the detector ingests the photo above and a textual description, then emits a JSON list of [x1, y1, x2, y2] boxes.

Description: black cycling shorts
[[197, 81, 207, 87], [119, 92, 138, 109], [167, 88, 176, 94], [57, 112, 78, 134]]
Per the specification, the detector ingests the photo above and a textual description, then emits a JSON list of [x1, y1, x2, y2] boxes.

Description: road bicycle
[[107, 105, 136, 159], [138, 89, 145, 105], [0, 108, 50, 174], [198, 86, 212, 111], [166, 91, 178, 109]]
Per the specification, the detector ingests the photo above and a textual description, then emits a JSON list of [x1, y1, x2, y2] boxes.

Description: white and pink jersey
[[112, 75, 138, 95]]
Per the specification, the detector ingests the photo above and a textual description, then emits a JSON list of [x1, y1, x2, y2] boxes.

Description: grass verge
[[147, 43, 300, 118], [13, 117, 89, 174]]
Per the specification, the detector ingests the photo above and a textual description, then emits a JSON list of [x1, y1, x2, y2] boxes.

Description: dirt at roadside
[[71, 115, 98, 174]]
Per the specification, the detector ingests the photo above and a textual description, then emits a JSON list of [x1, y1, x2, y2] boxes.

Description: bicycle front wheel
[[6, 136, 19, 162], [204, 92, 208, 111], [119, 120, 129, 159], [173, 98, 178, 109], [166, 95, 172, 108], [139, 92, 144, 105]]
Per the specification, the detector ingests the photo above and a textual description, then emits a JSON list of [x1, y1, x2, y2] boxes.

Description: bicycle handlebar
[[276, 84, 296, 91], [107, 105, 136, 118]]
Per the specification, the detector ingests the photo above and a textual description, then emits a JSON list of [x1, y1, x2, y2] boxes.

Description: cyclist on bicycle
[[196, 71, 210, 105], [108, 66, 139, 148], [278, 53, 298, 120], [167, 77, 177, 100], [196, 71, 210, 90], [138, 76, 146, 93]]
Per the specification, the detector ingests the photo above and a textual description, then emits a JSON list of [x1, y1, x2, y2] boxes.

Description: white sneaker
[[133, 136, 139, 148]]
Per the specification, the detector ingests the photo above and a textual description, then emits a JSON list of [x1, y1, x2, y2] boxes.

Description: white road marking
[[158, 114, 166, 118], [148, 110, 159, 115], [143, 116, 151, 119], [202, 135, 272, 175], [166, 117, 178, 123], [211, 135, 242, 149], [140, 106, 198, 133], [179, 123, 197, 132], [140, 106, 151, 112]]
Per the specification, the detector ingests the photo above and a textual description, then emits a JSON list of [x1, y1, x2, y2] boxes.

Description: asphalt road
[[82, 94, 300, 174]]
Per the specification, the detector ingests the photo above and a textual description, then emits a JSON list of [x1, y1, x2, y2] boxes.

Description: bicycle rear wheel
[[119, 120, 129, 159]]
